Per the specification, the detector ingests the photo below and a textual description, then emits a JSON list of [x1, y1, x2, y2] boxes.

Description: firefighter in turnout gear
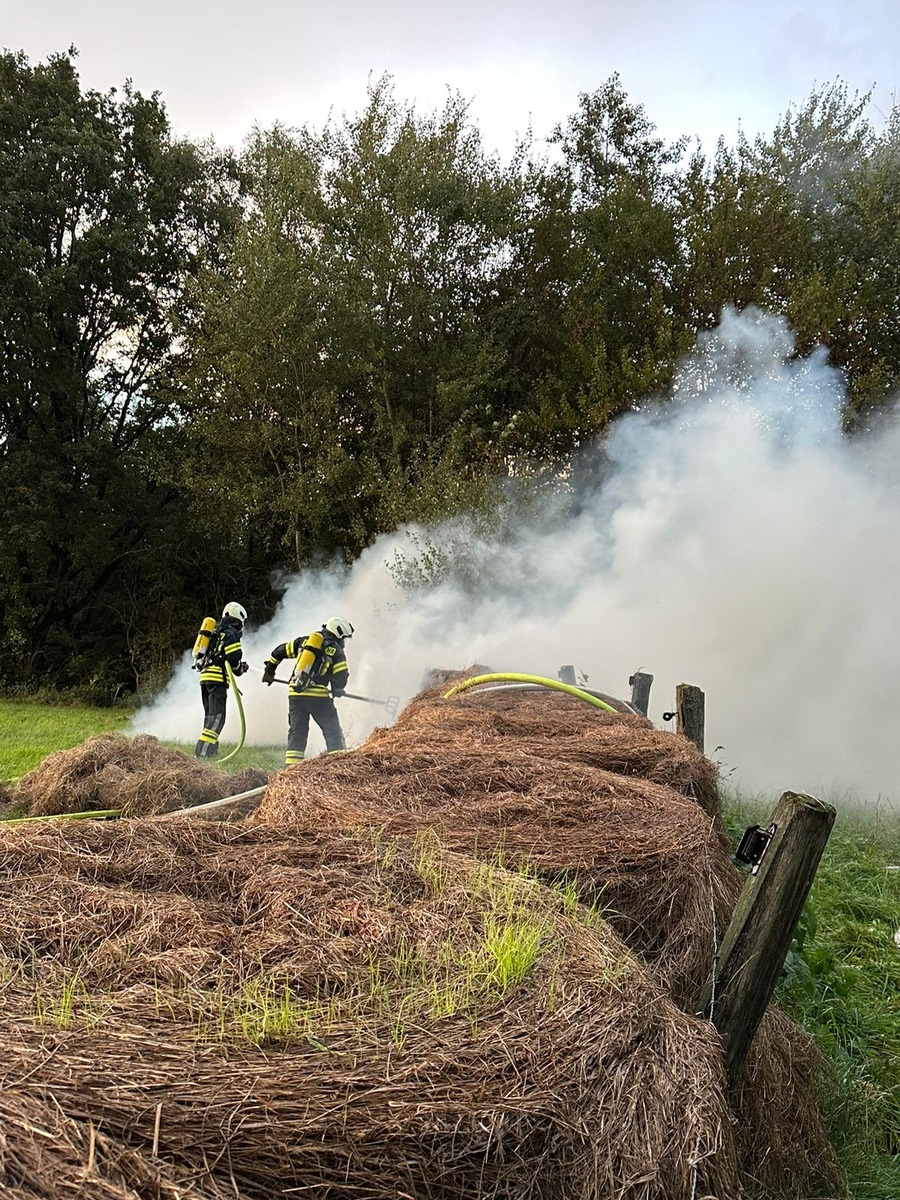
[[193, 602, 250, 758], [262, 617, 353, 764]]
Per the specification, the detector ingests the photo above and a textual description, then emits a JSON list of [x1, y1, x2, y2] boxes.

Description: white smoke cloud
[[132, 306, 900, 805]]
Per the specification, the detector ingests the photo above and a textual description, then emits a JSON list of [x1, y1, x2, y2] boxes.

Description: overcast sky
[[3, 0, 898, 158]]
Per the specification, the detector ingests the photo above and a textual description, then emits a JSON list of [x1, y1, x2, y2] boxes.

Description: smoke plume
[[133, 307, 900, 806]]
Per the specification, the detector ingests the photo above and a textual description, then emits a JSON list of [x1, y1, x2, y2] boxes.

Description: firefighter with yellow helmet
[[262, 616, 353, 763], [192, 601, 249, 758]]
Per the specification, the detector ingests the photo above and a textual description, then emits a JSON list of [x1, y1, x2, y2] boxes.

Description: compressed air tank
[[192, 616, 217, 664], [291, 629, 324, 686]]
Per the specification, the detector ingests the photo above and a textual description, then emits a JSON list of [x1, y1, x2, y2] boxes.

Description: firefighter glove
[[238, 661, 250, 675], [262, 663, 277, 686]]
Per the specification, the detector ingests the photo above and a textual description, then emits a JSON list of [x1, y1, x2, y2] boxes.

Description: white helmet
[[324, 616, 353, 640], [222, 601, 247, 622]]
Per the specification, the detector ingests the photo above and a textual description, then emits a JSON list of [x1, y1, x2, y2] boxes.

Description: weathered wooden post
[[698, 791, 836, 1084], [628, 671, 653, 716], [676, 683, 705, 751]]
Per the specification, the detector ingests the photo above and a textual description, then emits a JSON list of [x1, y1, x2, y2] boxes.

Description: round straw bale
[[375, 675, 721, 816], [0, 819, 742, 1200], [366, 703, 720, 817], [401, 676, 650, 734], [0, 819, 841, 1200], [252, 746, 738, 1009], [734, 1006, 845, 1199], [0, 1088, 210, 1199]]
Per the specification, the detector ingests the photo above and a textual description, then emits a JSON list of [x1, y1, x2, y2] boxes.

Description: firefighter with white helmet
[[192, 602, 249, 758], [262, 616, 353, 763]]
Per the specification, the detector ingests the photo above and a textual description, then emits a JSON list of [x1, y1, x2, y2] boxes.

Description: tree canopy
[[1, 52, 898, 698]]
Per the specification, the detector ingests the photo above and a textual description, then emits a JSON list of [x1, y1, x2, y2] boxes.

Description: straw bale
[[733, 1006, 846, 1199], [0, 819, 746, 1200], [253, 746, 738, 1009], [0, 671, 844, 1198], [0, 1089, 217, 1199], [403, 674, 649, 733], [13, 733, 270, 818], [369, 679, 721, 817]]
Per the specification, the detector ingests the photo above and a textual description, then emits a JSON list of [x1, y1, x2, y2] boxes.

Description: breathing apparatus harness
[[191, 616, 219, 671], [191, 615, 248, 762], [192, 617, 238, 675], [288, 629, 327, 691]]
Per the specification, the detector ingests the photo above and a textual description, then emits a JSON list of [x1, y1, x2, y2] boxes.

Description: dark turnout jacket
[[266, 631, 349, 698]]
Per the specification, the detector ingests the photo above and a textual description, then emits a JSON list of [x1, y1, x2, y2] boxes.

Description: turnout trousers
[[195, 682, 228, 758], [286, 694, 345, 764]]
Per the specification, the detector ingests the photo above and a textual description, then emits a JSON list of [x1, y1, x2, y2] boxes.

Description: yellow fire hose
[[217, 660, 247, 764], [4, 808, 121, 826], [442, 672, 618, 713]]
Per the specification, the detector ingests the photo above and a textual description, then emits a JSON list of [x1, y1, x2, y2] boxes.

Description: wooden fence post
[[698, 790, 836, 1084], [628, 671, 653, 716], [676, 683, 705, 751]]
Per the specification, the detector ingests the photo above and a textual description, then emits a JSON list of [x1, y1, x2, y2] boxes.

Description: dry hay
[[244, 677, 844, 1199], [732, 1005, 842, 1199], [0, 1089, 208, 1200], [0, 674, 844, 1198], [13, 733, 269, 818], [366, 684, 720, 818], [0, 818, 747, 1200], [254, 745, 738, 1011]]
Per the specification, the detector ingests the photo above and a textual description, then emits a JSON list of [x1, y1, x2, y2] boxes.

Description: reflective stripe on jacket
[[199, 617, 245, 686]]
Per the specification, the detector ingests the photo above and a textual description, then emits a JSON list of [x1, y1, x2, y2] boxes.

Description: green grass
[[724, 791, 900, 1200], [0, 700, 133, 780], [164, 743, 287, 774], [0, 698, 284, 782]]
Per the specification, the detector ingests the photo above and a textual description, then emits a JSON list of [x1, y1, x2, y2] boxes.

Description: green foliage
[[174, 78, 522, 569], [490, 76, 694, 456], [0, 48, 243, 696], [778, 816, 900, 1197]]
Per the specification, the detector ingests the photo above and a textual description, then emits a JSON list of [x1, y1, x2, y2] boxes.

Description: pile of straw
[[366, 683, 720, 816], [247, 672, 844, 1199], [1, 819, 743, 1200], [256, 744, 736, 1010], [0, 672, 845, 1198], [13, 733, 268, 817]]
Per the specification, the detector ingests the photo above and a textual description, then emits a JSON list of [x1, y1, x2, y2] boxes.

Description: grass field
[[0, 699, 285, 780], [724, 791, 900, 1200], [0, 700, 133, 780], [1, 699, 897, 1196]]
